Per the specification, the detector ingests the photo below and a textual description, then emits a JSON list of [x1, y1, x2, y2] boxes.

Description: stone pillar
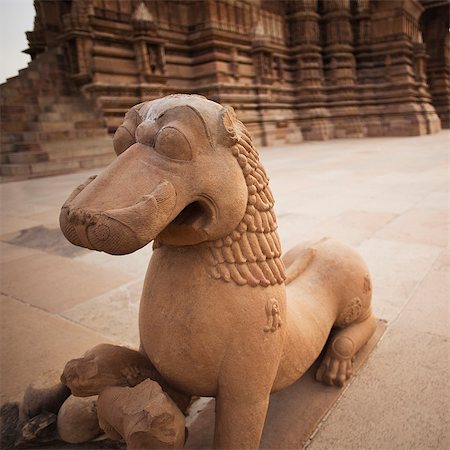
[[249, 12, 303, 147], [322, 0, 365, 138], [60, 0, 94, 85], [205, 0, 219, 29], [421, 4, 449, 128], [288, 0, 333, 140], [366, 0, 440, 135], [251, 22, 272, 147], [25, 2, 46, 59], [131, 2, 166, 100]]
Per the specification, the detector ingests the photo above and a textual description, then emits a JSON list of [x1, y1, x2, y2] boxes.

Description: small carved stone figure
[[97, 379, 186, 450], [54, 94, 376, 449]]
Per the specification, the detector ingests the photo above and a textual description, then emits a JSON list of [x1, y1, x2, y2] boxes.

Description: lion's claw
[[315, 354, 353, 387]]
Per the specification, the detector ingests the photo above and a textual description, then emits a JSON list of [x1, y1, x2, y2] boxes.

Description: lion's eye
[[154, 127, 192, 161]]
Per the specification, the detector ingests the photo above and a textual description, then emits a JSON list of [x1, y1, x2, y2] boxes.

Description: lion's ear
[[218, 105, 240, 147], [222, 105, 237, 129]]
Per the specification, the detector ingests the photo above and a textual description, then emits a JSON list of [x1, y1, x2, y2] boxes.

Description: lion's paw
[[315, 335, 355, 387], [315, 354, 353, 387]]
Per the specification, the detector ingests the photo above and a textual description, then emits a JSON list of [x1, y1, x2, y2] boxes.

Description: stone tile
[[74, 244, 153, 278], [0, 251, 132, 313], [397, 269, 449, 337], [21, 208, 62, 227], [374, 208, 449, 247], [0, 197, 58, 219], [0, 242, 41, 263], [0, 216, 41, 236], [370, 172, 445, 198], [356, 238, 442, 310], [433, 247, 450, 272], [276, 214, 320, 251], [343, 193, 418, 215], [371, 296, 402, 324], [289, 193, 359, 220], [2, 225, 88, 258], [308, 312, 449, 450], [302, 210, 397, 247], [0, 294, 115, 404], [416, 191, 450, 210], [61, 279, 144, 347]]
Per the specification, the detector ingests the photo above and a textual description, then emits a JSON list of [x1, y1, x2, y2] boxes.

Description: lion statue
[[53, 94, 376, 449]]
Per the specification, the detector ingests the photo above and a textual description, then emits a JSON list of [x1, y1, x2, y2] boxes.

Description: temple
[[1, 0, 448, 177]]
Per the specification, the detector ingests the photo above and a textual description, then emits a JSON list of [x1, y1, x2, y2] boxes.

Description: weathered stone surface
[[97, 379, 186, 450], [0, 250, 132, 313], [0, 294, 114, 404], [57, 396, 101, 444], [21, 382, 70, 421]]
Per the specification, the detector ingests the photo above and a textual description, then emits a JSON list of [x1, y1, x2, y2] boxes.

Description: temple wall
[[11, 0, 450, 147]]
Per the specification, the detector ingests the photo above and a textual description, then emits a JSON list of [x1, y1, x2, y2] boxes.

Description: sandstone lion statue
[[54, 94, 376, 449]]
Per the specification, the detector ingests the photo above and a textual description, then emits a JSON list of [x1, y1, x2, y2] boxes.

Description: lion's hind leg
[[315, 308, 377, 387]]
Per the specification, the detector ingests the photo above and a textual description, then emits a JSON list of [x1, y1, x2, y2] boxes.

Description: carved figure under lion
[[18, 95, 377, 449]]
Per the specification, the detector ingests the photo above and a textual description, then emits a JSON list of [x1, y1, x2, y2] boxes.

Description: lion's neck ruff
[[205, 127, 286, 287]]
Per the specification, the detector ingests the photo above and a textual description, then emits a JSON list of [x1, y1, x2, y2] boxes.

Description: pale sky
[[0, 0, 35, 84]]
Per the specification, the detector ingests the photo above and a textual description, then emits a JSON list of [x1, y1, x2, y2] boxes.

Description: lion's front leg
[[213, 324, 283, 450], [214, 387, 271, 450]]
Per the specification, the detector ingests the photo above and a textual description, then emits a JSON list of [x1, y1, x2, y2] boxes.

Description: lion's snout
[[62, 207, 142, 255]]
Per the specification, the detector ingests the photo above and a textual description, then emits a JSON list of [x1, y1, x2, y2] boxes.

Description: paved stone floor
[[0, 131, 449, 449]]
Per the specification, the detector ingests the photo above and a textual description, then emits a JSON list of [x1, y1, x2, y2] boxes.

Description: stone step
[[98, 95, 140, 108], [45, 137, 114, 160], [5, 150, 49, 164], [7, 142, 42, 154], [1, 113, 37, 123], [37, 111, 101, 122], [0, 163, 31, 177], [1, 136, 113, 166], [1, 129, 108, 154], [0, 145, 15, 156], [0, 47, 111, 179], [0, 89, 38, 101], [30, 121, 75, 132], [33, 128, 108, 141], [1, 121, 32, 133], [0, 133, 23, 146], [73, 120, 106, 130], [0, 153, 115, 178]]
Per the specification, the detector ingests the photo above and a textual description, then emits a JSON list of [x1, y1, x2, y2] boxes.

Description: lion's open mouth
[[171, 201, 208, 228], [158, 197, 216, 245]]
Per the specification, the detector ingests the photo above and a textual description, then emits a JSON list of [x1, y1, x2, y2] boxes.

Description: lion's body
[[139, 237, 372, 397], [140, 244, 285, 397]]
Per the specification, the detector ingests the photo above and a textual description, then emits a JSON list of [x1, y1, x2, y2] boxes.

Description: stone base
[[298, 108, 334, 141], [363, 103, 441, 137]]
